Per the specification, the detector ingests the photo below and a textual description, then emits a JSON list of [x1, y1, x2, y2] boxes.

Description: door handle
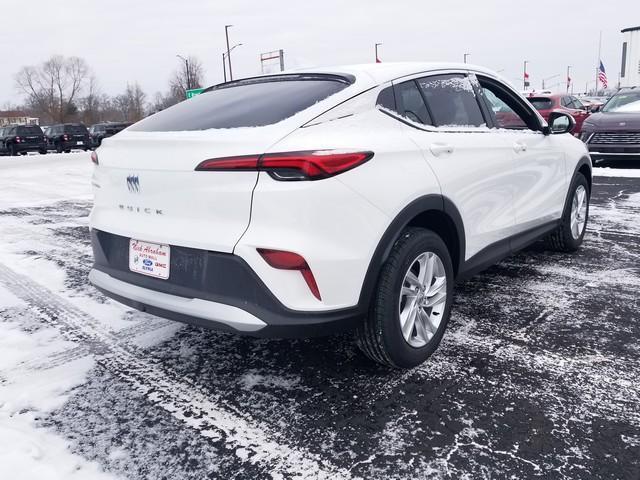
[[429, 143, 454, 156], [513, 141, 527, 153]]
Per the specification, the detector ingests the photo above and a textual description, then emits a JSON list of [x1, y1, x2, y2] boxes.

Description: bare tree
[[114, 83, 147, 122], [169, 56, 204, 100], [78, 76, 102, 125], [15, 55, 89, 123]]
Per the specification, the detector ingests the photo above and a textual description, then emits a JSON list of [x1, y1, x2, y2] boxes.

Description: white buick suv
[[89, 63, 591, 368]]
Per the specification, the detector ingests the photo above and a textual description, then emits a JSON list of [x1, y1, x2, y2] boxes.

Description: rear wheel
[[39, 149, 47, 155], [544, 173, 589, 252], [355, 228, 454, 368]]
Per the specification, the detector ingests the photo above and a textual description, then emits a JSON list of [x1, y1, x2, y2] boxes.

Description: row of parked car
[[0, 122, 131, 156]]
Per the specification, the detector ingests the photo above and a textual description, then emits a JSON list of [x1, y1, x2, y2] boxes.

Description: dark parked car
[[0, 124, 47, 156], [45, 123, 91, 153], [89, 122, 131, 148], [580, 87, 640, 163], [527, 94, 590, 134]]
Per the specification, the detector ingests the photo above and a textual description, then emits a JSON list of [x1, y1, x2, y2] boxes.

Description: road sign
[[186, 88, 205, 99]]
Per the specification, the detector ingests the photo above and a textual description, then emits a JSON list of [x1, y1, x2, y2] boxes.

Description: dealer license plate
[[129, 239, 170, 279]]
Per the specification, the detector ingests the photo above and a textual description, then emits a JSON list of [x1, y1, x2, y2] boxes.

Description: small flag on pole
[[524, 71, 530, 88], [598, 61, 608, 89]]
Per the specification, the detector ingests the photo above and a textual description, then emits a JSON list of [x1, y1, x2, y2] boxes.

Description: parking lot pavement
[[0, 155, 639, 479]]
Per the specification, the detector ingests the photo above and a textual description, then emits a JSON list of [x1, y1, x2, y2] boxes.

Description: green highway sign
[[186, 88, 205, 99]]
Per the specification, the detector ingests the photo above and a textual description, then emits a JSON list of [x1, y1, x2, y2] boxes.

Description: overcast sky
[[1, 0, 636, 107]]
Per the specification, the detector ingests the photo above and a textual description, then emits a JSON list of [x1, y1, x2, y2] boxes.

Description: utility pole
[[566, 66, 571, 93], [464, 53, 470, 64], [375, 43, 382, 63], [225, 24, 233, 81]]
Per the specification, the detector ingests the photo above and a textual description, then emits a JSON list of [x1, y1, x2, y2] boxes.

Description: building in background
[[620, 26, 640, 88], [0, 111, 39, 127]]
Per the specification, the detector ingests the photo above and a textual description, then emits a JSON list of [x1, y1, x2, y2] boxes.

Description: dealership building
[[621, 26, 640, 88]]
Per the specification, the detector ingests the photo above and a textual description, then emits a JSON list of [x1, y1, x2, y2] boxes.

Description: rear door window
[[130, 74, 352, 131], [416, 74, 485, 127], [394, 81, 431, 125]]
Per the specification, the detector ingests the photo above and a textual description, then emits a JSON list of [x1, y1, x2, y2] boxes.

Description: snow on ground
[[0, 153, 639, 479]]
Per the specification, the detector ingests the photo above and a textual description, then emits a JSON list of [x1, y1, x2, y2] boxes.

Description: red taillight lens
[[195, 150, 373, 180], [15, 136, 21, 143], [90, 151, 99, 165], [63, 134, 69, 141], [195, 155, 260, 171], [257, 248, 321, 300]]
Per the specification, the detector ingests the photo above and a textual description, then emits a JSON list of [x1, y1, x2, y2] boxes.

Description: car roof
[[286, 62, 505, 85]]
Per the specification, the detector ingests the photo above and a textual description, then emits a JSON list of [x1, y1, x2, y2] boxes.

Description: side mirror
[[590, 105, 600, 113], [547, 110, 575, 135]]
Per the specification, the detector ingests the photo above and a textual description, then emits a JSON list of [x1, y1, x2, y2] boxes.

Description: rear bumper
[[90, 229, 361, 337], [14, 143, 46, 153]]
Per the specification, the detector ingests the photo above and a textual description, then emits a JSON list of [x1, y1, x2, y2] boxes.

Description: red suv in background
[[527, 94, 590, 134]]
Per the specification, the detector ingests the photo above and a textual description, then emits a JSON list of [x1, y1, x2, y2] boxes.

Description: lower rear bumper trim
[[89, 269, 267, 332]]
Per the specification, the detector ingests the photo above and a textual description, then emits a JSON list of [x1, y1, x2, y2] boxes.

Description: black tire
[[64, 149, 71, 153], [8, 144, 17, 156], [39, 149, 47, 155], [355, 227, 455, 369], [544, 173, 590, 252]]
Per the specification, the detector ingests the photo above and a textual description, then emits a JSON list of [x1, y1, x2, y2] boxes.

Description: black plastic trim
[[355, 194, 466, 309], [91, 230, 360, 338], [457, 220, 559, 280]]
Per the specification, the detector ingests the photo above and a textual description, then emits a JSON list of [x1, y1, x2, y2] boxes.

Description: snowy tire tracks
[[0, 262, 356, 480]]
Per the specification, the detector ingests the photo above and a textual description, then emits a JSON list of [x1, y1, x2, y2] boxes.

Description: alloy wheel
[[398, 251, 447, 348], [570, 185, 587, 239]]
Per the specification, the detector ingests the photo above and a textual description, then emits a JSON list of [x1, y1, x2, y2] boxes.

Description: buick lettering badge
[[126, 175, 140, 193]]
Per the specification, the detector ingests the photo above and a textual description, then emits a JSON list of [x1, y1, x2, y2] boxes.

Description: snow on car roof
[[285, 62, 502, 85]]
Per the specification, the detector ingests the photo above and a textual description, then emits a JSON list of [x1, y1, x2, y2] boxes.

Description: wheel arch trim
[[356, 194, 465, 311]]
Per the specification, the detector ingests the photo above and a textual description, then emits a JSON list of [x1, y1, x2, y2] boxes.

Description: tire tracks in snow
[[0, 262, 356, 480]]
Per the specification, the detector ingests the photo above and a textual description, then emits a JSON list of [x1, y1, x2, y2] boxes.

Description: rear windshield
[[17, 125, 43, 135], [129, 75, 351, 131], [528, 98, 553, 111], [66, 124, 88, 134]]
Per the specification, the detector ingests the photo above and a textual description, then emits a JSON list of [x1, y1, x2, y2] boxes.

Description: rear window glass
[[130, 75, 351, 131], [66, 124, 88, 134], [17, 125, 43, 135], [528, 98, 553, 111]]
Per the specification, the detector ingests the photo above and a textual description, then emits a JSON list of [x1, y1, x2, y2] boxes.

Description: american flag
[[598, 61, 608, 89]]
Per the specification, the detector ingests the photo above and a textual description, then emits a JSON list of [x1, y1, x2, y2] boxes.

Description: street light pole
[[222, 53, 227, 82], [464, 53, 470, 64], [375, 43, 382, 63], [176, 54, 190, 91], [222, 44, 242, 82], [541, 74, 560, 90], [225, 24, 233, 81]]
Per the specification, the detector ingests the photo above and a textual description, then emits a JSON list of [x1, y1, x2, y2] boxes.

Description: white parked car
[[89, 63, 591, 368]]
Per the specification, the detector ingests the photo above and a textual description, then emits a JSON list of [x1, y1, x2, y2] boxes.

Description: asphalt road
[[0, 174, 639, 479]]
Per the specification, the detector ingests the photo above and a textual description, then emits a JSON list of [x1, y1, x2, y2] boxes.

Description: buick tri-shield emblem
[[126, 175, 140, 193]]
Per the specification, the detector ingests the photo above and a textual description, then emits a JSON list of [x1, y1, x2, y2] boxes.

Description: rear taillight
[[90, 151, 99, 165], [257, 248, 321, 300], [196, 150, 373, 181], [15, 136, 21, 143], [63, 134, 69, 141]]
